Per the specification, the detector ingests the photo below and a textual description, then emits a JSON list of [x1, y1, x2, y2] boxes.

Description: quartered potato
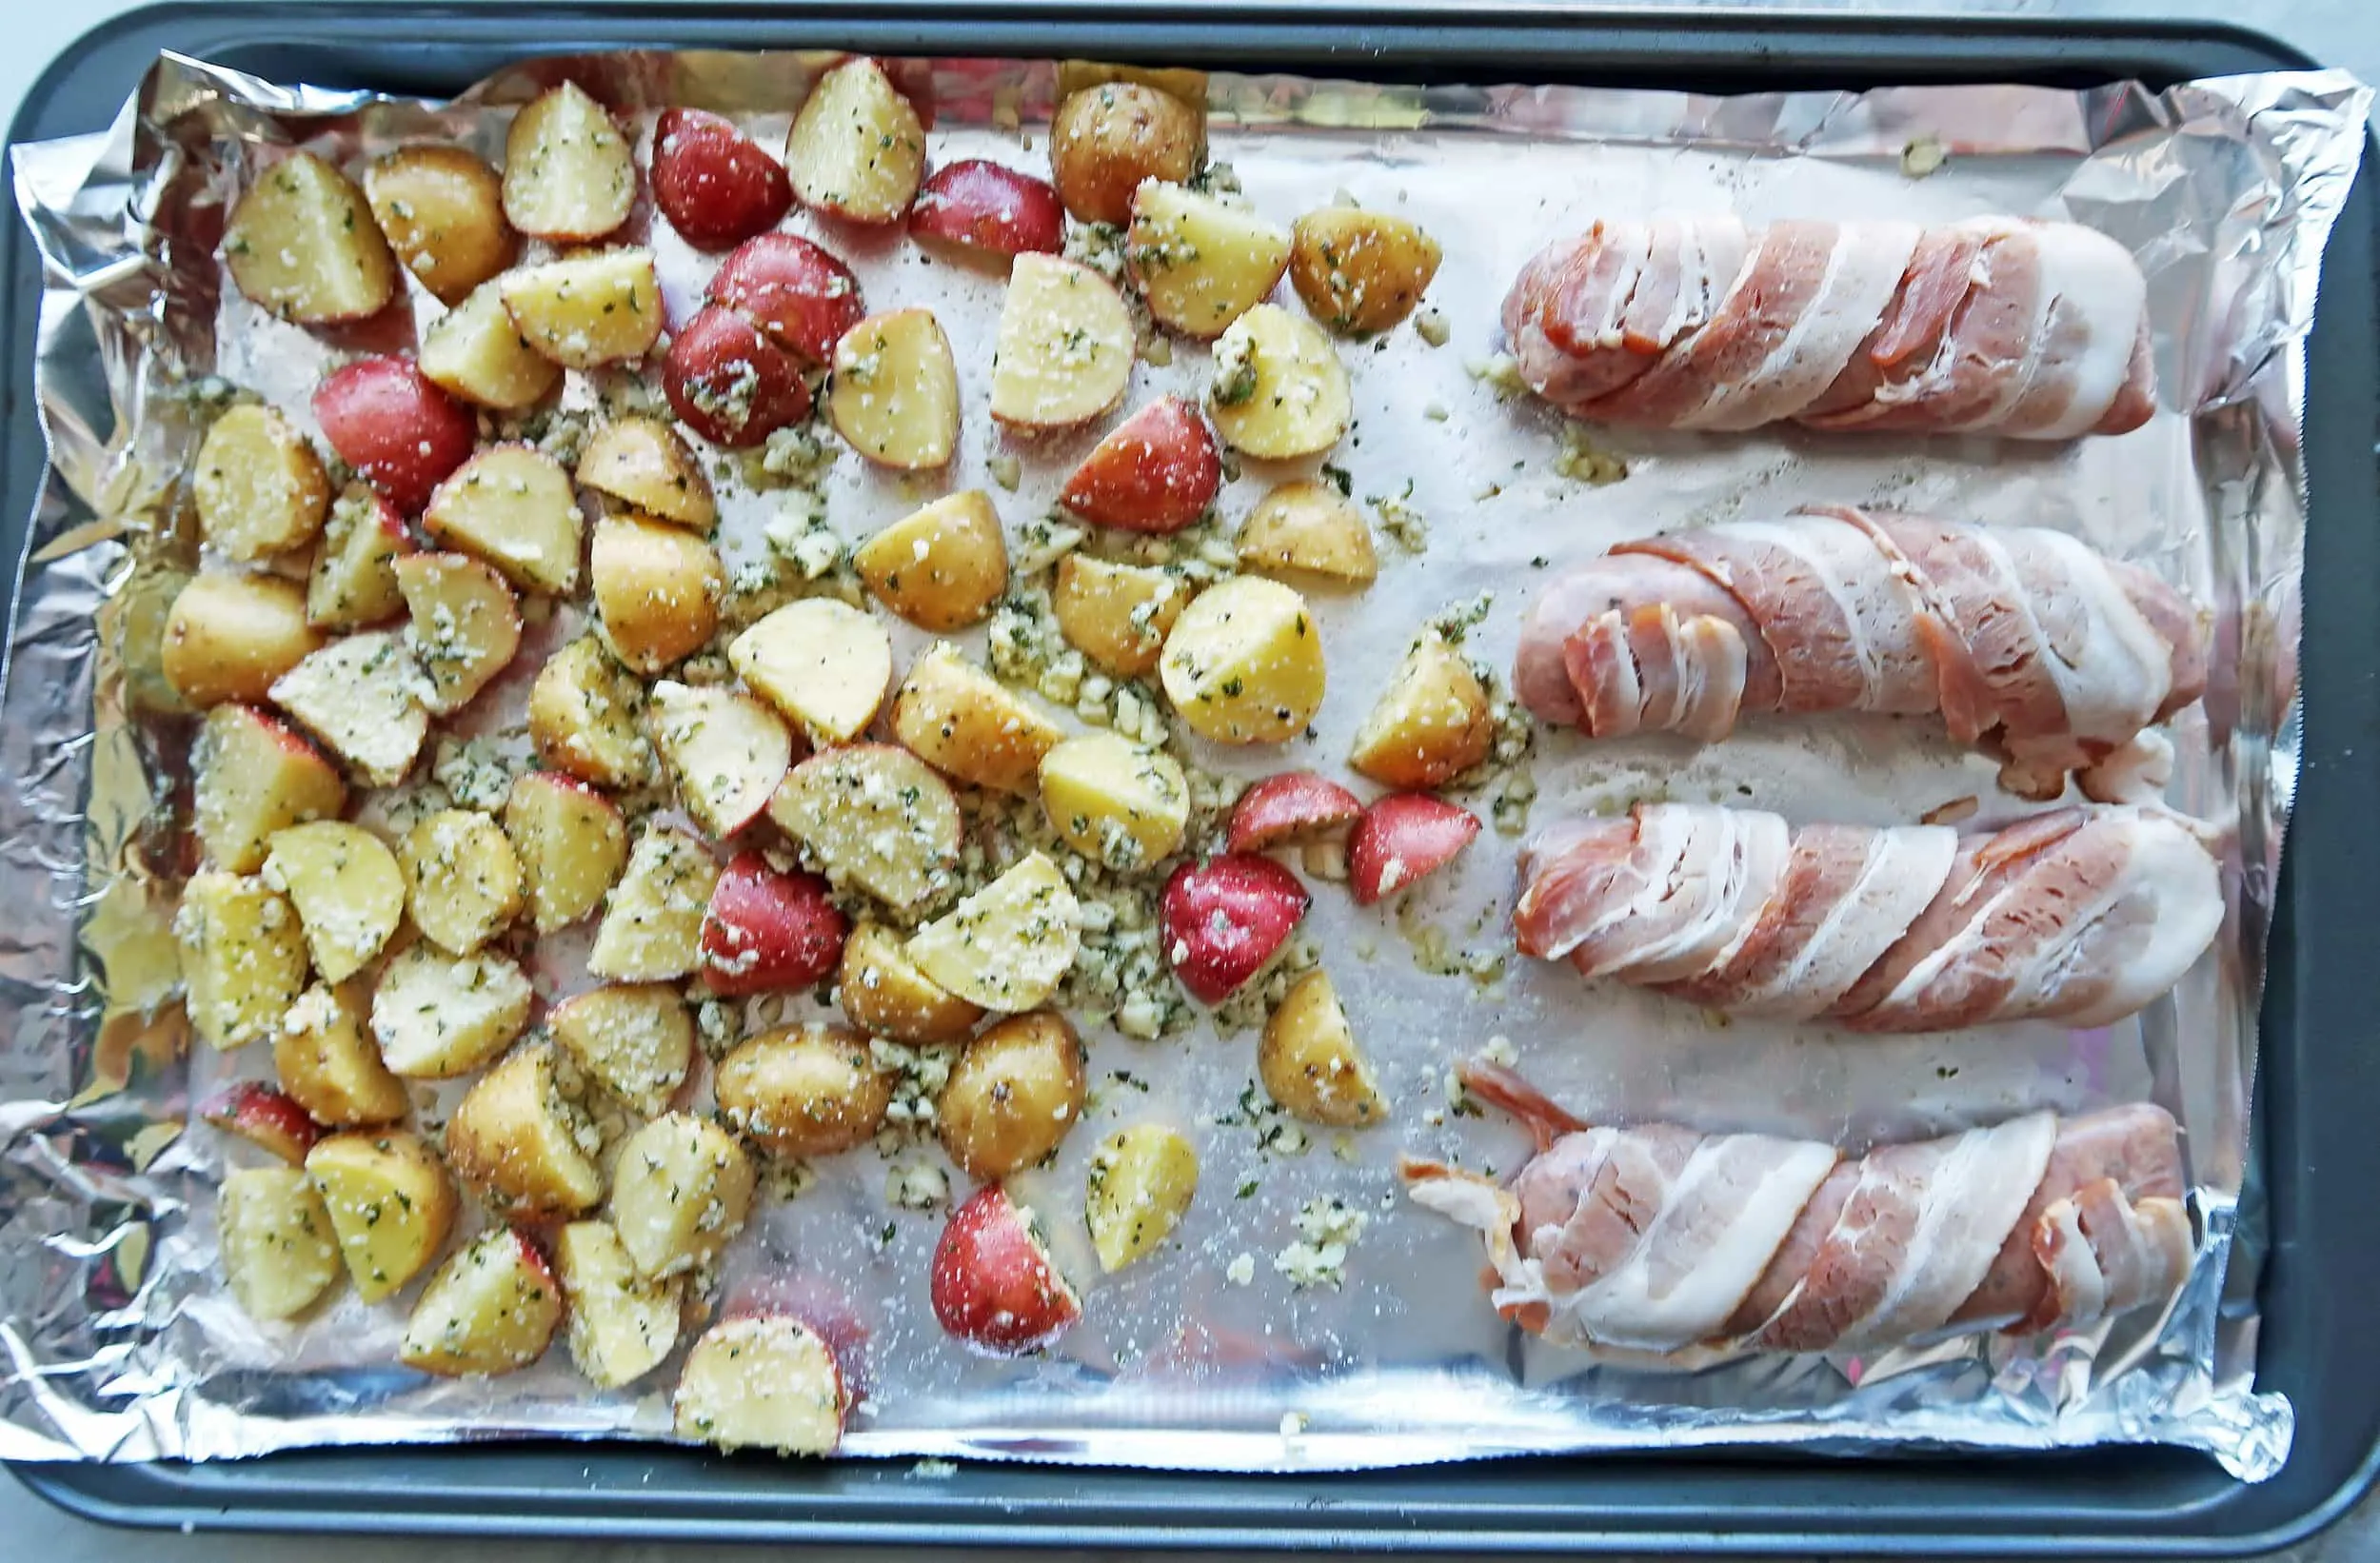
[[223, 150, 398, 325], [1205, 304, 1353, 461], [1050, 554, 1185, 679], [767, 743, 962, 912], [193, 405, 329, 563], [194, 702, 347, 874], [853, 490, 1009, 632], [890, 642, 1066, 794], [576, 418, 717, 529], [371, 943, 534, 1078], [1258, 970, 1386, 1126], [1038, 732, 1189, 870], [419, 278, 562, 411], [165, 572, 325, 709], [529, 635, 653, 789], [548, 983, 693, 1116], [728, 598, 892, 743], [591, 516, 724, 674], [1084, 1123, 1199, 1272], [905, 851, 1081, 1012], [268, 630, 428, 787], [446, 1041, 605, 1218], [785, 57, 925, 225], [557, 1220, 683, 1389], [263, 820, 405, 982], [1347, 630, 1493, 789], [1127, 182, 1291, 340], [609, 1112, 755, 1278], [176, 870, 307, 1051], [1288, 208, 1442, 335], [403, 808, 526, 956], [274, 982, 410, 1127], [587, 824, 720, 981], [501, 248, 664, 369], [394, 551, 523, 714], [505, 771, 630, 933], [836, 922, 983, 1043], [988, 254, 1135, 431], [648, 681, 794, 839], [218, 1166, 343, 1321], [307, 485, 411, 630], [1236, 480, 1378, 585], [365, 144, 518, 306], [305, 1130, 457, 1303], [674, 1314, 844, 1454], [503, 80, 637, 242], [827, 308, 959, 469], [1158, 574, 1326, 743], [424, 444, 585, 596], [400, 1228, 563, 1376]]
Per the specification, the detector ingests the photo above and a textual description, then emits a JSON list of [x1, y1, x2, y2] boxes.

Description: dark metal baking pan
[[6, 4, 2375, 1553]]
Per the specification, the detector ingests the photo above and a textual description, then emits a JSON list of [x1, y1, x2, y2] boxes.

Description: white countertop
[[3, 2, 2373, 1557]]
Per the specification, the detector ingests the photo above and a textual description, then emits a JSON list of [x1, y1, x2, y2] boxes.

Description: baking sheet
[[0, 48, 2365, 1482]]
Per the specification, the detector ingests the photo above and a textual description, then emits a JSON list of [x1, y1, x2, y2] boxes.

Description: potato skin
[[1288, 208, 1442, 335], [163, 572, 325, 709], [1258, 969, 1385, 1126], [1049, 83, 1201, 226], [1347, 631, 1493, 789], [1158, 574, 1325, 744], [1236, 481, 1378, 585], [936, 1011, 1086, 1180], [890, 643, 1066, 793], [853, 491, 1010, 631], [716, 1023, 893, 1157], [1050, 554, 1184, 679]]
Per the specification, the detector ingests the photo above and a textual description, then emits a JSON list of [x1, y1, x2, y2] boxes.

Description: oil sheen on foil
[[2, 49, 2367, 1481]]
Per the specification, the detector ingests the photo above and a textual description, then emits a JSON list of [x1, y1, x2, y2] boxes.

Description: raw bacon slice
[[1404, 1061, 2192, 1357], [1514, 506, 2206, 799], [1515, 803, 2222, 1033], [1504, 215, 2155, 438]]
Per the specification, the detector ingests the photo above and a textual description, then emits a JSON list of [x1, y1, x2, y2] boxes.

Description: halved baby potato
[[268, 630, 428, 787], [1158, 574, 1326, 744], [403, 808, 525, 956], [194, 702, 347, 873], [936, 1010, 1085, 1180], [785, 57, 925, 225], [1127, 182, 1291, 340], [394, 551, 523, 714], [610, 1111, 755, 1278], [165, 571, 325, 709], [504, 770, 629, 933], [1038, 732, 1189, 870], [674, 1314, 844, 1454], [590, 516, 723, 674], [728, 598, 893, 745], [224, 150, 398, 325], [1287, 208, 1442, 335], [275, 982, 411, 1127], [715, 1022, 893, 1158], [852, 490, 1009, 632], [193, 405, 330, 563], [649, 681, 795, 839], [557, 1219, 682, 1389], [1236, 480, 1378, 585], [827, 308, 959, 469], [424, 445, 585, 596], [988, 254, 1135, 432], [1049, 554, 1184, 679], [1205, 304, 1352, 461], [177, 869, 308, 1052], [1083, 1123, 1199, 1272], [529, 635, 652, 789], [549, 983, 693, 1116], [219, 1165, 344, 1320], [307, 485, 411, 630]]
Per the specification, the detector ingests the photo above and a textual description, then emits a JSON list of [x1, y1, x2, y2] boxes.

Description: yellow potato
[[890, 642, 1067, 794], [785, 58, 925, 225], [1038, 732, 1188, 869], [1049, 83, 1202, 226], [827, 308, 959, 469], [445, 1041, 605, 1218], [729, 598, 893, 743], [1205, 304, 1352, 461], [715, 1022, 893, 1158], [1158, 574, 1325, 743], [218, 1166, 343, 1320], [399, 1228, 562, 1376], [268, 631, 429, 787], [555, 1220, 681, 1390], [767, 744, 962, 911], [177, 869, 308, 1051], [1084, 1123, 1199, 1272], [548, 983, 693, 1116], [402, 808, 525, 956], [1236, 481, 1378, 585], [1127, 182, 1291, 340], [418, 278, 561, 410], [364, 144, 518, 306], [609, 1112, 755, 1278], [501, 248, 663, 369], [988, 255, 1134, 431], [307, 483, 410, 629], [529, 636, 652, 789], [1258, 970, 1385, 1127], [423, 444, 584, 595], [502, 80, 636, 242], [587, 824, 719, 981], [1288, 208, 1442, 335], [275, 982, 410, 1126], [263, 820, 406, 981], [1347, 630, 1492, 789], [936, 1011, 1086, 1180], [905, 852, 1081, 1012], [162, 572, 324, 708], [193, 405, 330, 563], [591, 516, 724, 673], [854, 491, 1010, 632], [370, 943, 534, 1078], [223, 151, 398, 325], [1050, 554, 1184, 678], [674, 1315, 843, 1454], [576, 417, 716, 530], [305, 1130, 458, 1303], [1056, 62, 1209, 109], [836, 922, 984, 1043], [504, 771, 630, 934]]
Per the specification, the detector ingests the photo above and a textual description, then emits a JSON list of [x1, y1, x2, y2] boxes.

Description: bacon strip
[[1404, 1062, 2192, 1357], [1505, 216, 2155, 437], [1514, 803, 2223, 1033], [1515, 507, 2206, 800]]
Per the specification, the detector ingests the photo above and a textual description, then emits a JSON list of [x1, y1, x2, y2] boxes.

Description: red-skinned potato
[[699, 850, 848, 996], [674, 1313, 845, 1454], [1057, 395, 1220, 533], [705, 232, 864, 365], [1160, 853, 1309, 1004], [202, 1081, 327, 1165], [193, 702, 347, 872], [651, 108, 792, 249], [311, 357, 477, 516], [400, 1227, 563, 1376], [908, 160, 1063, 267], [930, 1184, 1081, 1355], [1226, 771, 1362, 854], [1346, 793, 1479, 905], [663, 304, 812, 448]]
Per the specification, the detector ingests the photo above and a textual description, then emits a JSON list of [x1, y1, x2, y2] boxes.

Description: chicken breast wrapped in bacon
[[1502, 215, 2157, 439], [1403, 1061, 2192, 1356], [1514, 506, 2208, 800], [1513, 802, 2223, 1032]]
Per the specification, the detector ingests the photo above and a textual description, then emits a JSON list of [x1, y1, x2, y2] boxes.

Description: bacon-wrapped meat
[[1402, 1061, 2192, 1355], [1513, 803, 2222, 1032], [1502, 215, 2156, 438], [1514, 506, 2207, 799]]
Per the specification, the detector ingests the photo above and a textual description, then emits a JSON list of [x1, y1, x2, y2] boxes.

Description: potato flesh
[[1039, 732, 1189, 869], [166, 571, 325, 708], [1158, 574, 1326, 743], [587, 825, 720, 980], [889, 642, 1065, 793], [1205, 304, 1352, 460], [365, 144, 517, 307], [425, 445, 585, 595], [609, 1112, 755, 1278], [502, 248, 664, 369], [219, 1166, 345, 1320], [1085, 1123, 1200, 1272], [446, 1042, 605, 1217], [937, 1011, 1086, 1180], [1050, 554, 1183, 678], [275, 982, 410, 1126], [827, 308, 959, 469], [716, 1024, 893, 1157], [177, 869, 308, 1051], [505, 774, 629, 933], [557, 1220, 682, 1389], [549, 983, 693, 1116], [224, 151, 398, 324], [1288, 208, 1443, 335], [786, 59, 924, 224], [853, 490, 1010, 632], [530, 636, 652, 788], [728, 598, 892, 743], [988, 255, 1134, 429], [1258, 969, 1385, 1126], [905, 850, 1081, 1011], [395, 553, 521, 715], [590, 516, 724, 674], [194, 704, 346, 874], [399, 1230, 562, 1376], [305, 1131, 457, 1303], [370, 942, 534, 1078], [1348, 632, 1493, 788], [307, 485, 409, 630], [419, 279, 560, 410], [674, 1315, 842, 1454], [503, 81, 637, 242], [1236, 481, 1378, 585], [767, 745, 962, 911], [576, 417, 716, 529], [403, 808, 526, 955], [268, 630, 428, 786], [193, 405, 330, 562], [648, 682, 793, 839], [836, 922, 983, 1042], [1127, 183, 1291, 340], [263, 820, 405, 982]]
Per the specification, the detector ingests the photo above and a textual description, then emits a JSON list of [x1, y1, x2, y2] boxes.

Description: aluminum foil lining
[[2, 49, 2367, 1483]]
